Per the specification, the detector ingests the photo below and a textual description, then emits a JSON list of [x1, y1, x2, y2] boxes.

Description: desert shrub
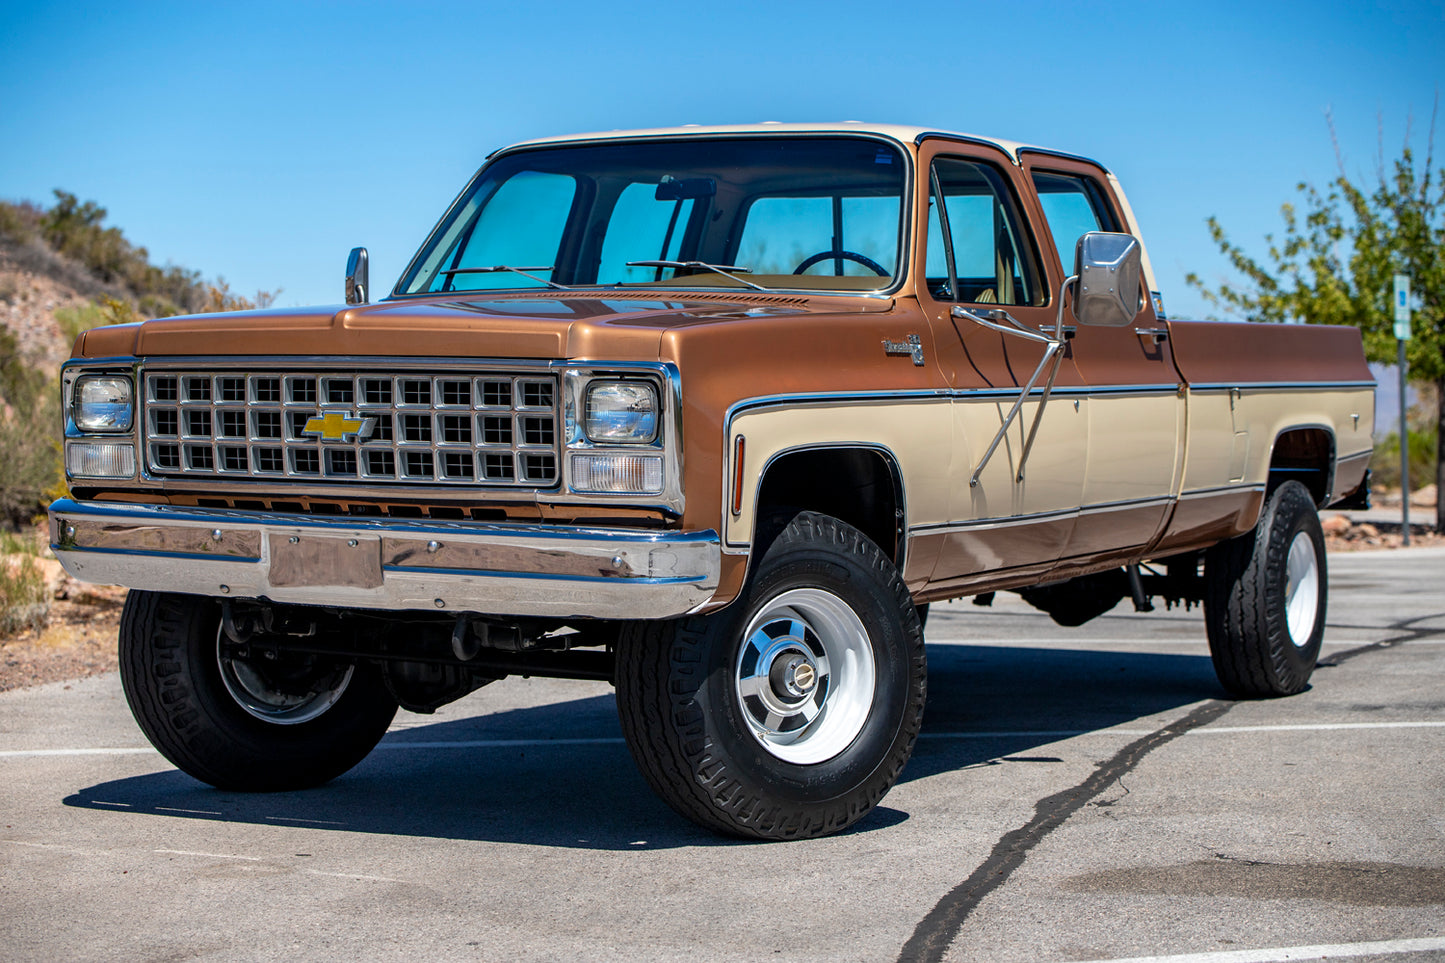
[[1372, 383, 1440, 491], [1371, 427, 1438, 491], [0, 327, 61, 529], [54, 301, 110, 344], [0, 554, 50, 636]]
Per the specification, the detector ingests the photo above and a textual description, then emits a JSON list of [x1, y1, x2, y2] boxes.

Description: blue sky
[[1, 0, 1442, 321]]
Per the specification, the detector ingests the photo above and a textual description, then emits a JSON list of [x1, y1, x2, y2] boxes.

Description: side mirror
[[345, 247, 369, 305], [1072, 232, 1142, 327]]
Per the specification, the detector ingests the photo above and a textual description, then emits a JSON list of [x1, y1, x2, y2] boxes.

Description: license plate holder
[[269, 533, 383, 589]]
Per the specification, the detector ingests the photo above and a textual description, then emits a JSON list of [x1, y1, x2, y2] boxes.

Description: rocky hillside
[[0, 191, 275, 528]]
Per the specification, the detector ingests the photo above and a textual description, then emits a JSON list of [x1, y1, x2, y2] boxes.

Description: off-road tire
[[616, 512, 926, 840], [1204, 481, 1327, 697], [119, 591, 398, 791]]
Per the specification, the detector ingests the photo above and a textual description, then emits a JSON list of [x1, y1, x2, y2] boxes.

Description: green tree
[[1187, 114, 1445, 532]]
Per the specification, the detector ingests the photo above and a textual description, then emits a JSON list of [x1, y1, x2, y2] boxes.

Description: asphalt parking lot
[[3, 547, 1443, 963]]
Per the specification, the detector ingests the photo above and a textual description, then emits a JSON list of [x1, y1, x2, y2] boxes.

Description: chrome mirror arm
[[950, 301, 1068, 487]]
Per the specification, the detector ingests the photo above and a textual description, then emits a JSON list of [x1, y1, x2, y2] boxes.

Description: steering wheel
[[792, 249, 890, 276]]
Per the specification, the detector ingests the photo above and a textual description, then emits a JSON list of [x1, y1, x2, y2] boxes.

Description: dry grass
[[0, 582, 124, 692], [0, 522, 125, 692]]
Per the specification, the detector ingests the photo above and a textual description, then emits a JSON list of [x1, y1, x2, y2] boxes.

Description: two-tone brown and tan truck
[[50, 124, 1374, 840]]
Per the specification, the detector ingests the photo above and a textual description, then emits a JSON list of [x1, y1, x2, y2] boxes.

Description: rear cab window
[[1029, 170, 1120, 276]]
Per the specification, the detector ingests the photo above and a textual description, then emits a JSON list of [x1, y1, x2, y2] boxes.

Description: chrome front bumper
[[48, 498, 720, 619]]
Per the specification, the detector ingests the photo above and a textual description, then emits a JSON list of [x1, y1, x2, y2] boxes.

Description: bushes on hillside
[[2, 190, 277, 319], [0, 327, 59, 529], [0, 189, 278, 529]]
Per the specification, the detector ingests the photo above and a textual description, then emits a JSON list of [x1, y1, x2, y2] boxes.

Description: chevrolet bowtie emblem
[[302, 411, 375, 442]]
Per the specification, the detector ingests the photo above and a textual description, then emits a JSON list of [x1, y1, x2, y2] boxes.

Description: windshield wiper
[[624, 260, 771, 292], [437, 265, 572, 290]]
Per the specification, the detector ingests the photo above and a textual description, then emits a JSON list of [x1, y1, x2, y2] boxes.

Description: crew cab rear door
[[1018, 151, 1184, 562]]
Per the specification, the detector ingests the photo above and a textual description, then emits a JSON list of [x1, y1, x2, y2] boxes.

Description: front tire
[[1204, 480, 1327, 697], [119, 591, 398, 791], [616, 512, 926, 840]]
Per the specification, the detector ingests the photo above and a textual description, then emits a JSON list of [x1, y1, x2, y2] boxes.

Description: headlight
[[73, 375, 134, 432], [584, 382, 658, 443]]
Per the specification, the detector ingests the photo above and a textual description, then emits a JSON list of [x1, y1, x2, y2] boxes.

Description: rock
[[1410, 484, 1437, 508], [1356, 523, 1379, 538], [1321, 515, 1352, 535]]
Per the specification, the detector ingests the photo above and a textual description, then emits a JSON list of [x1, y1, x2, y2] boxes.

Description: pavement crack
[[897, 613, 1438, 963], [1319, 611, 1445, 666], [897, 699, 1232, 963]]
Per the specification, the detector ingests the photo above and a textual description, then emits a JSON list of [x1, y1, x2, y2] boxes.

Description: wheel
[[1203, 481, 1327, 697], [792, 249, 890, 276], [119, 591, 398, 791], [616, 512, 926, 840]]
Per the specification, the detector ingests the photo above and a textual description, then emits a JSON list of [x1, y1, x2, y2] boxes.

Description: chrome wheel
[[1284, 530, 1320, 647], [735, 588, 876, 765], [217, 628, 355, 726]]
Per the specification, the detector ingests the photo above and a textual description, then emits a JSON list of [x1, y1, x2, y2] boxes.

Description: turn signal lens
[[66, 442, 136, 478], [570, 453, 663, 494]]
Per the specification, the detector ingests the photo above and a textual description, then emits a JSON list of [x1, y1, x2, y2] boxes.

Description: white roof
[[494, 122, 1097, 168]]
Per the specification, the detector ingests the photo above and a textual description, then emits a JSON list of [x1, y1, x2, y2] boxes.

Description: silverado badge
[[302, 411, 376, 442], [882, 334, 925, 366]]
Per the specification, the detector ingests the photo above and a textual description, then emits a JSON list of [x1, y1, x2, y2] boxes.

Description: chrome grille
[[143, 370, 560, 487]]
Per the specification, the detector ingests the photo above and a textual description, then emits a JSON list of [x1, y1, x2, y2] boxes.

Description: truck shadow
[[62, 643, 1224, 850]]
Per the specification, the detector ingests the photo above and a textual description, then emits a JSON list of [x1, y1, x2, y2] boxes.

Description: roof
[[492, 122, 1101, 169]]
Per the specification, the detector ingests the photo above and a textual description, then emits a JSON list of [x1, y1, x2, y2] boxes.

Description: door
[[1021, 153, 1183, 562], [916, 142, 1088, 589]]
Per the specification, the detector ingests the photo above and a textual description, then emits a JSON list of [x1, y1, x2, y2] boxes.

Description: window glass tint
[[428, 171, 575, 292], [597, 182, 694, 284], [736, 195, 898, 277], [1031, 171, 1117, 273], [926, 158, 1040, 305]]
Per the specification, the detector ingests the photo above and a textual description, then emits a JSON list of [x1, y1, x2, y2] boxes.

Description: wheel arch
[[751, 443, 907, 570], [1266, 424, 1336, 507]]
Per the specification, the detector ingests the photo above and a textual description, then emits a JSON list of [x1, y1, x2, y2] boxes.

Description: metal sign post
[[1394, 274, 1412, 546]]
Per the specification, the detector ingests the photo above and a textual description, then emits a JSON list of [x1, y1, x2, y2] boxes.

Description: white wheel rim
[[734, 588, 876, 765], [217, 627, 354, 725], [1284, 532, 1321, 647]]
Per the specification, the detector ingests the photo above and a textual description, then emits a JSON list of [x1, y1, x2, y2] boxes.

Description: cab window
[[1030, 171, 1120, 274], [926, 158, 1042, 306]]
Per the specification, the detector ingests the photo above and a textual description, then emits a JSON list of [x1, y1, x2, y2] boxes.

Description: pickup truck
[[50, 123, 1375, 840]]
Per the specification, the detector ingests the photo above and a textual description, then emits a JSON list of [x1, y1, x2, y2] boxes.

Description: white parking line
[[0, 747, 155, 757], [1, 721, 1440, 761], [155, 848, 261, 861], [1186, 721, 1445, 735], [154, 848, 404, 883], [923, 638, 1391, 646], [1055, 935, 1445, 963]]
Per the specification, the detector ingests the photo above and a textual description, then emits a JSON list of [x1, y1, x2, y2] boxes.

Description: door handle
[[1135, 327, 1169, 344]]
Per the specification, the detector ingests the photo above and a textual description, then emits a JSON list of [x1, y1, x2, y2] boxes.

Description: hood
[[76, 291, 889, 363]]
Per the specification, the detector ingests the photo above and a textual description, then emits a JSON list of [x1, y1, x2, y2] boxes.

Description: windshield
[[396, 136, 908, 296]]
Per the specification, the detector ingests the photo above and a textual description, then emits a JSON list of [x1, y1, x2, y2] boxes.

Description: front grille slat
[[144, 369, 561, 489]]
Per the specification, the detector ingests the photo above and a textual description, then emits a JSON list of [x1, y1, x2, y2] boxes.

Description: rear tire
[[119, 591, 398, 791], [616, 512, 926, 840], [1203, 481, 1327, 697]]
